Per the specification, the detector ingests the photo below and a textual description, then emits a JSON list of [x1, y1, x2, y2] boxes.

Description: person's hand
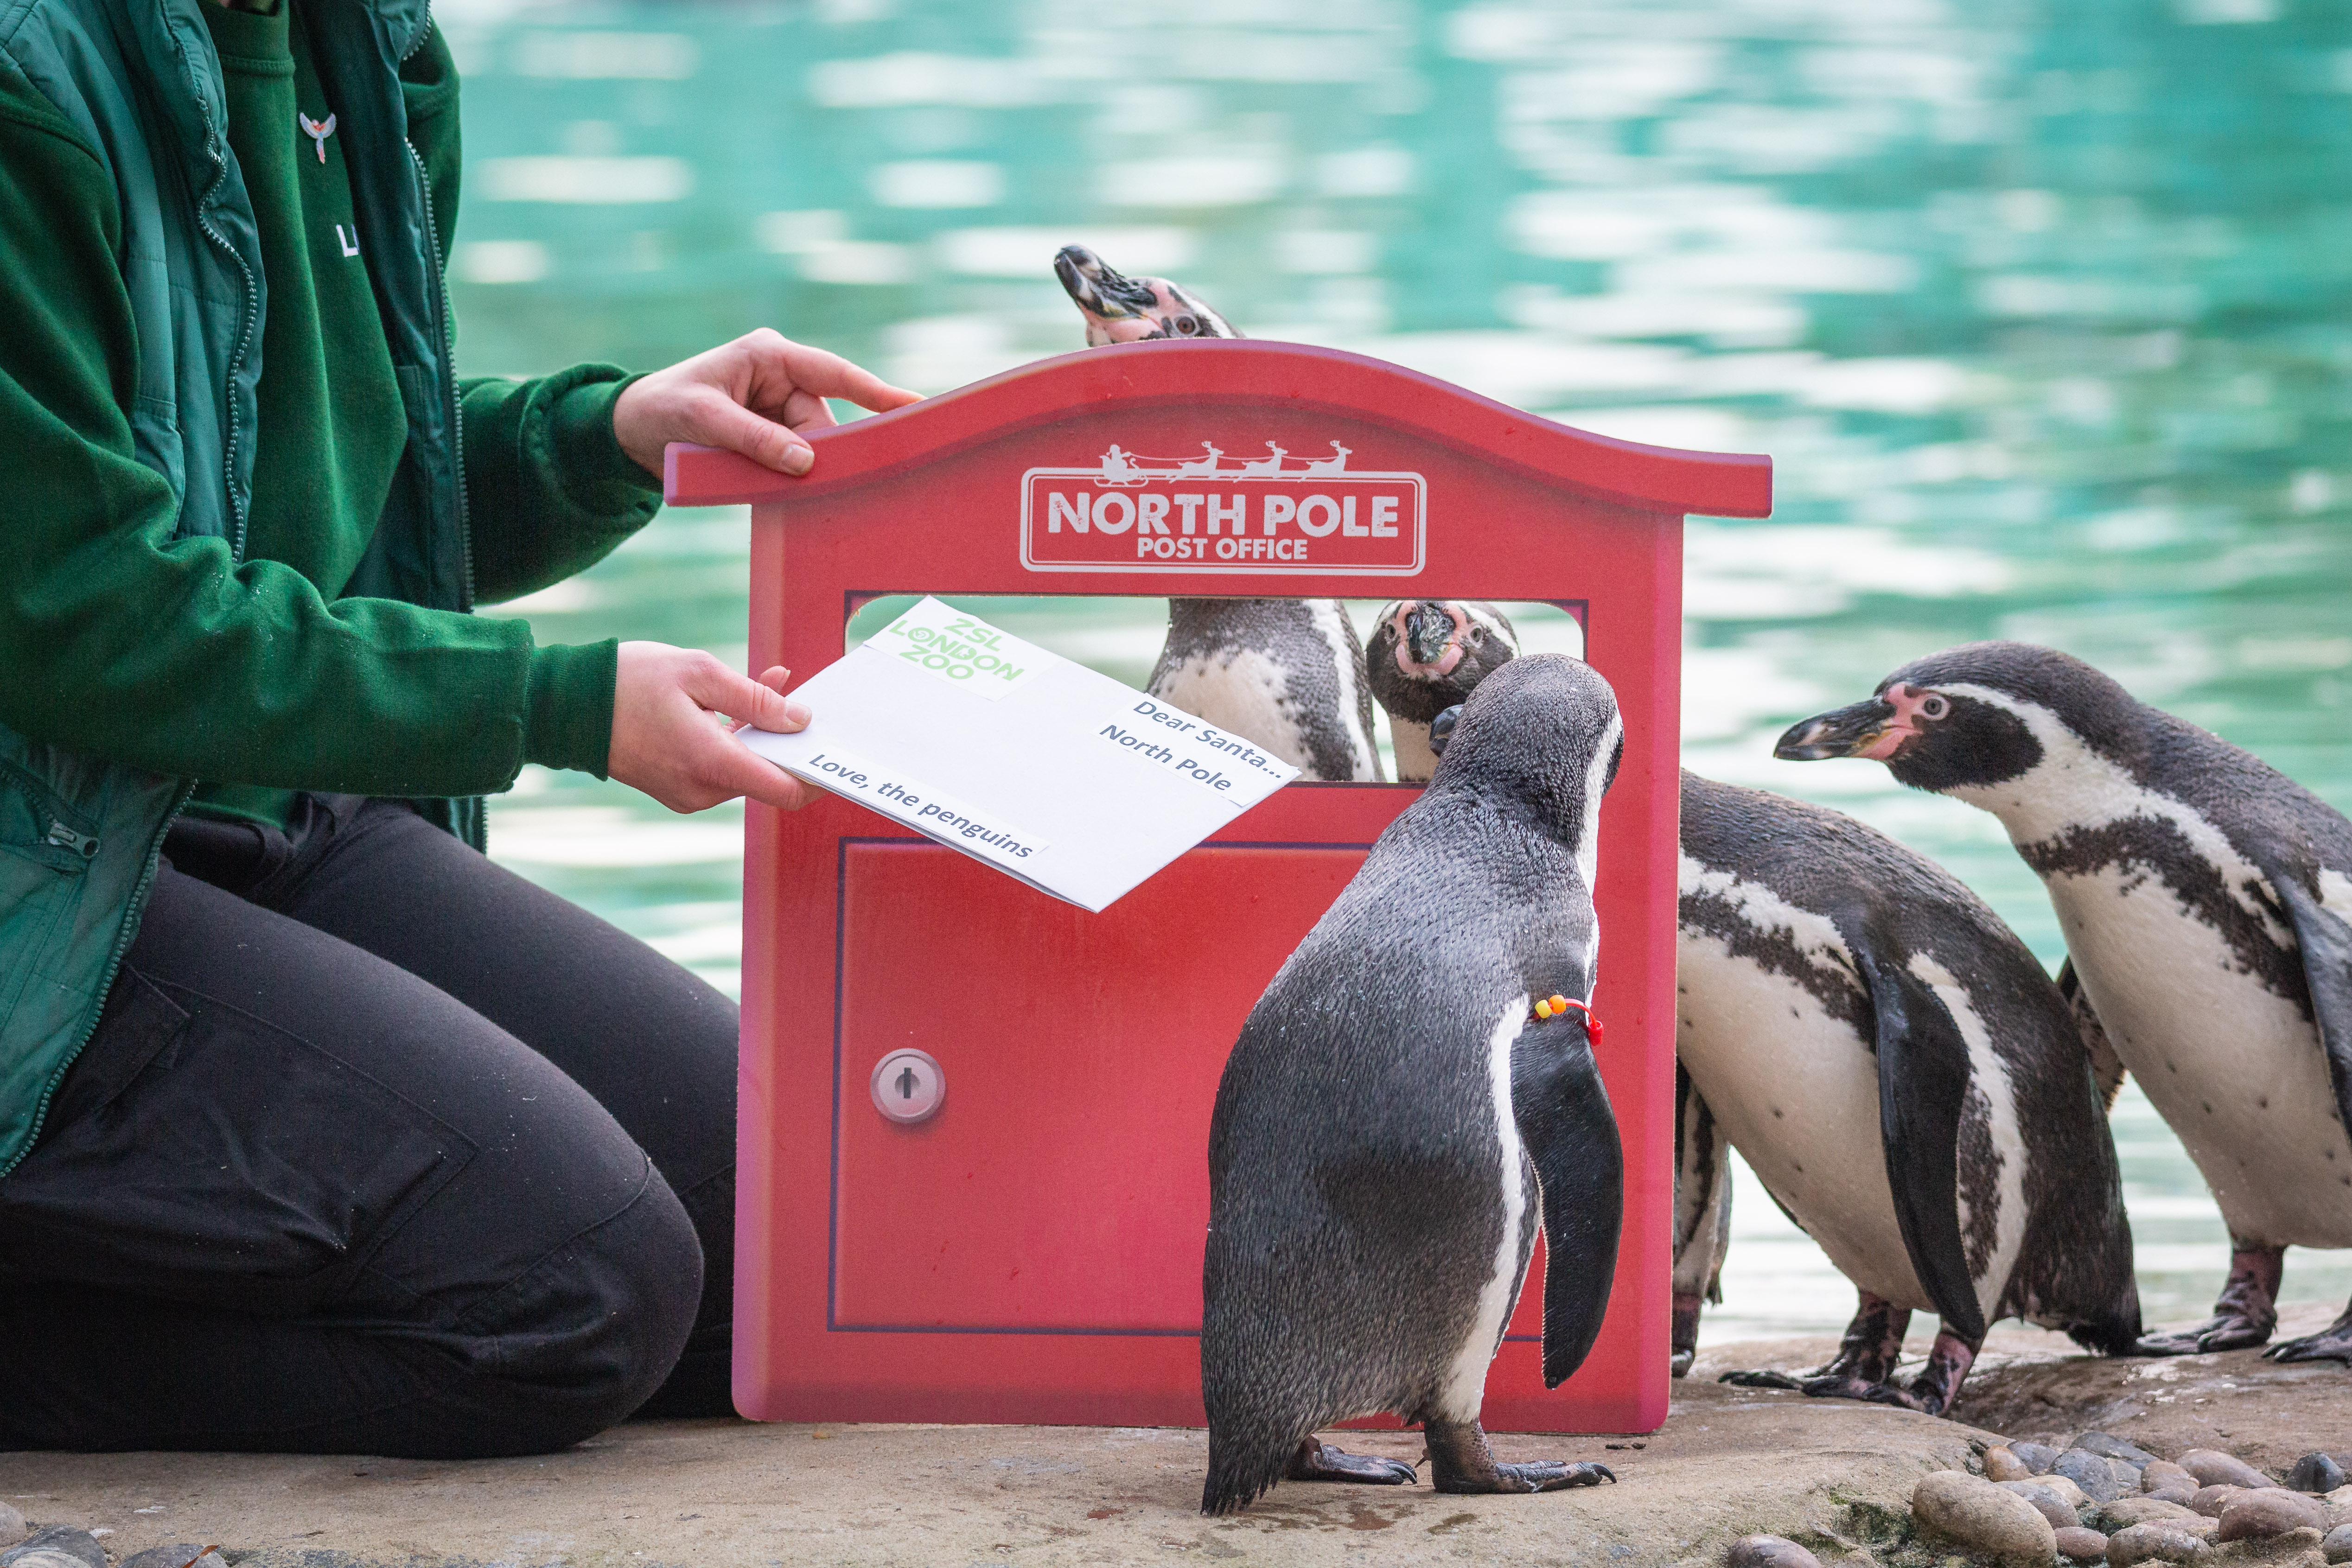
[[612, 329, 920, 478], [609, 643, 811, 813]]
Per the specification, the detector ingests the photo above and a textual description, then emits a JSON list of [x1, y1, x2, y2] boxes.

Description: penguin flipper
[[1856, 949, 1988, 1346], [1510, 1018, 1624, 1389], [2057, 957, 2127, 1110], [2268, 869, 2352, 1147]]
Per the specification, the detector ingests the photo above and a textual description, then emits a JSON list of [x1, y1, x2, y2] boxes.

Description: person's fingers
[[731, 666, 797, 733], [781, 387, 837, 433], [769, 338, 921, 413], [693, 736, 809, 812]]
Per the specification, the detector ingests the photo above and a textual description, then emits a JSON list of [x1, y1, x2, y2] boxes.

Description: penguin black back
[[1203, 656, 1625, 1513]]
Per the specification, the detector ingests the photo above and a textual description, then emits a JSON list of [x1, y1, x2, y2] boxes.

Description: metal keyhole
[[870, 1048, 944, 1125]]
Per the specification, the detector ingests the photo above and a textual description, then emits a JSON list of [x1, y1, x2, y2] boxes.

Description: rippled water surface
[[447, 0, 2352, 1344]]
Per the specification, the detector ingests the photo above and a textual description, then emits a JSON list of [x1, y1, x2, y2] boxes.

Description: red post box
[[665, 339, 1772, 1433]]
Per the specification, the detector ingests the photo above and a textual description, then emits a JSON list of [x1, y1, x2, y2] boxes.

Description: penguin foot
[[1422, 1419, 1617, 1495], [1669, 1348, 1694, 1378], [1283, 1437, 1417, 1487], [1448, 1461, 1615, 1496], [2135, 1243, 2282, 1355], [1716, 1368, 1806, 1390], [2262, 1310, 2352, 1364], [2130, 1313, 2276, 1356]]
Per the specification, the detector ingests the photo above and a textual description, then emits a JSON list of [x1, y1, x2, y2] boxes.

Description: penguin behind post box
[[1055, 245, 1383, 782], [1780, 641, 2352, 1363], [1677, 770, 2141, 1410], [1201, 655, 1625, 1514], [1366, 599, 1521, 783]]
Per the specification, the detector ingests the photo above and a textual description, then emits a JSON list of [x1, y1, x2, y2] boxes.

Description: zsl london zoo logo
[[1020, 439, 1426, 576]]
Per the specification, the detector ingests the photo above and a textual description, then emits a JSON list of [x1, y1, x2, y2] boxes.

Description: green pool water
[[447, 0, 2352, 1347]]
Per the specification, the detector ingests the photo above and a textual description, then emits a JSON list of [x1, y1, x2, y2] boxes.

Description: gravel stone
[[2036, 1475, 2094, 1508], [1726, 1534, 1823, 1568], [121, 1549, 222, 1568], [2107, 1522, 2215, 1564], [2199, 1487, 2252, 1518], [2322, 1523, 2352, 1563], [1913, 1470, 2059, 1564], [2103, 1498, 2205, 1530], [2056, 1525, 2110, 1562], [0, 1527, 106, 1568], [2061, 1449, 2129, 1503], [1999, 1480, 2083, 1530], [2217, 1491, 2330, 1542], [1987, 1446, 2035, 1483], [2079, 1433, 2164, 1468], [2145, 1463, 2202, 1494], [2291, 1456, 2349, 1495], [0, 1510, 24, 1550], [2182, 1450, 2277, 1491], [2010, 1441, 2063, 1474]]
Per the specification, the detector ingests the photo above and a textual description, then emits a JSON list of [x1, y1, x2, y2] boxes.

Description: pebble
[[1726, 1534, 1823, 1568], [1912, 1471, 2059, 1564], [2195, 1487, 2249, 1518], [0, 1527, 108, 1568], [2055, 1525, 2110, 1563], [2011, 1441, 2064, 1475], [2040, 1474, 2096, 1509], [120, 1550, 220, 1568], [2291, 1455, 2350, 1495], [2323, 1523, 2352, 1564], [2103, 1498, 2203, 1530], [1998, 1480, 2082, 1530], [2147, 1489, 2201, 1510], [2059, 1448, 2128, 1504], [0, 1509, 24, 1550], [2079, 1433, 2164, 1469], [2215, 1491, 2329, 1542], [2181, 1450, 2276, 1492], [2146, 1461, 2202, 1494], [2105, 1523, 2214, 1564], [1986, 1446, 2035, 1483]]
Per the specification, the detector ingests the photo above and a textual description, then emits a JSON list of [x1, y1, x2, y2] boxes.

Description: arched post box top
[[664, 338, 1772, 520]]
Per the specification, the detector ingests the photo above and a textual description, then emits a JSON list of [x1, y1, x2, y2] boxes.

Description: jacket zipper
[[0, 784, 191, 1179], [169, 14, 259, 557], [406, 136, 474, 613]]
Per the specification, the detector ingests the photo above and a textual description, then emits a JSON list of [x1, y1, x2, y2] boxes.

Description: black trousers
[[0, 796, 739, 1456]]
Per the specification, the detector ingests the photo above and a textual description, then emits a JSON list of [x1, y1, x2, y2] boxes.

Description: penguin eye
[[1919, 693, 1950, 721], [1173, 314, 1200, 335]]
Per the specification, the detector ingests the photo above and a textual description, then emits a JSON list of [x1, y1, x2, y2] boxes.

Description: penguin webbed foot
[[1283, 1436, 1417, 1487], [2135, 1243, 2282, 1356], [1716, 1367, 1807, 1391], [2261, 1307, 2352, 1364], [1669, 1347, 1694, 1378], [2133, 1313, 2276, 1356], [1422, 1419, 1615, 1496]]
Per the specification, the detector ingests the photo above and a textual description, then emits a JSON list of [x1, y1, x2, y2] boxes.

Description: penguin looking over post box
[[1780, 640, 2352, 1363], [1366, 599, 1521, 783], [1055, 245, 1383, 782], [1201, 655, 1625, 1514]]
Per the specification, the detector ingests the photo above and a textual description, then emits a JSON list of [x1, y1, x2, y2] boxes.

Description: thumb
[[688, 659, 808, 732], [697, 391, 815, 476]]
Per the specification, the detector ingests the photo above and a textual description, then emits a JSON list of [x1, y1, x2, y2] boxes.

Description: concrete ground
[[5, 1304, 2344, 1568]]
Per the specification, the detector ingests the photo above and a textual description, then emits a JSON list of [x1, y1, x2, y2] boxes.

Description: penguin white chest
[[2047, 871, 2352, 1247], [1151, 652, 1316, 775], [1673, 930, 1929, 1310]]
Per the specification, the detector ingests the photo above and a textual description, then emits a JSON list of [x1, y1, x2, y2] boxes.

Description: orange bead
[[1549, 994, 1568, 1013]]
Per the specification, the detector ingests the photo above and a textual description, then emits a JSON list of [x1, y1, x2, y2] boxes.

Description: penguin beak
[[1390, 601, 1467, 677], [1775, 697, 1902, 762], [1054, 245, 1158, 320]]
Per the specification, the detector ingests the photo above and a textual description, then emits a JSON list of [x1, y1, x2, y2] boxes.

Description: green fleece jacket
[[0, 0, 663, 1174]]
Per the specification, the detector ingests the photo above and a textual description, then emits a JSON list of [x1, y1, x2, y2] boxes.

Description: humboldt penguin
[[1780, 641, 2352, 1362], [1670, 1063, 1734, 1378], [1365, 599, 1521, 783], [1201, 655, 1625, 1514], [1055, 245, 1383, 781], [1678, 771, 2141, 1409]]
